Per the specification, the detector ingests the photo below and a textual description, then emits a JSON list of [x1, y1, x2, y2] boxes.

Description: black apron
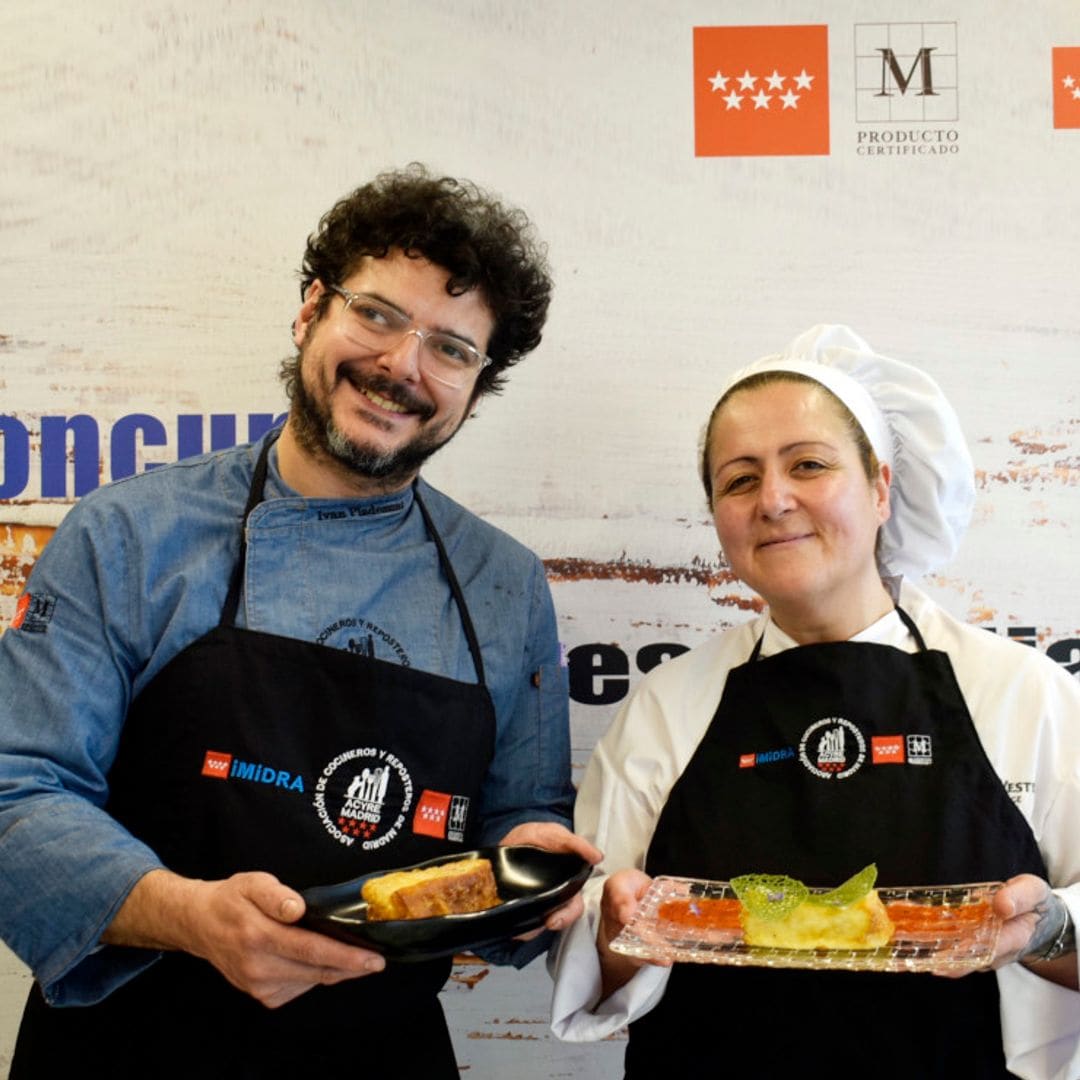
[[14, 435, 497, 1079], [628, 607, 1046, 1079]]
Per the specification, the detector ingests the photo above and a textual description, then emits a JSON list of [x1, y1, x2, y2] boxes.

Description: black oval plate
[[300, 846, 592, 962]]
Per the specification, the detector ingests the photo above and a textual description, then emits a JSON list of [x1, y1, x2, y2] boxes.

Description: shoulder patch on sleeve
[[12, 592, 57, 633]]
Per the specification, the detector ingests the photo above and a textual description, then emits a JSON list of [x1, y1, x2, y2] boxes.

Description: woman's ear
[[874, 461, 892, 525]]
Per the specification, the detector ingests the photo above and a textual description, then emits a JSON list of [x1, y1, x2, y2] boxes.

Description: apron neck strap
[[748, 603, 928, 660], [219, 432, 487, 686], [220, 431, 277, 630], [413, 487, 486, 686], [894, 603, 929, 651]]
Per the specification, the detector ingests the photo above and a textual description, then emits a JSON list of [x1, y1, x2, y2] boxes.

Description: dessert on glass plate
[[610, 864, 1003, 973]]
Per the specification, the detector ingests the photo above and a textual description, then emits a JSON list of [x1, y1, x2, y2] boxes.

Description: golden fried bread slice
[[362, 857, 500, 921]]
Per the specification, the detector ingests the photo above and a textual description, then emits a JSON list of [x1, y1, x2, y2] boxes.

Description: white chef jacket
[[550, 581, 1080, 1080]]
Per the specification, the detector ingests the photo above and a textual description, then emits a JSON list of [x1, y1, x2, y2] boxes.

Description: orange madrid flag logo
[[694, 25, 829, 156], [1053, 47, 1080, 129]]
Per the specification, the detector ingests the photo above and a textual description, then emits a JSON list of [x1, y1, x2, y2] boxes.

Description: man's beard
[[286, 354, 464, 491]]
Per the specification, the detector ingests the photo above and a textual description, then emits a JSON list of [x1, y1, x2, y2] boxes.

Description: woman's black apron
[[13, 436, 496, 1078], [628, 608, 1046, 1079]]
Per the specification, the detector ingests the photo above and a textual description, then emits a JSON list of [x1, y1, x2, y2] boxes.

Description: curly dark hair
[[295, 163, 553, 398]]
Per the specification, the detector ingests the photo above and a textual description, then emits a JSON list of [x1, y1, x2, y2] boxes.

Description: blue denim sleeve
[[472, 556, 575, 968], [476, 555, 573, 844], [0, 497, 165, 1005]]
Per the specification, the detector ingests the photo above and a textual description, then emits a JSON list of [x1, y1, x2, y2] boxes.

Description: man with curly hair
[[0, 166, 597, 1076], [280, 165, 556, 493]]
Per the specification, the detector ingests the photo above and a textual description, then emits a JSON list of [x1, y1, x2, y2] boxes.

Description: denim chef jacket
[[0, 431, 573, 1004]]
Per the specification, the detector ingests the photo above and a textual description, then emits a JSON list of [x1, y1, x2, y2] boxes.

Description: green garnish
[[730, 873, 808, 921], [731, 865, 878, 918], [808, 864, 878, 908]]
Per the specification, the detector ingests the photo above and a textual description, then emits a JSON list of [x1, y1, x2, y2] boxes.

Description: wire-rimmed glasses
[[329, 284, 491, 389]]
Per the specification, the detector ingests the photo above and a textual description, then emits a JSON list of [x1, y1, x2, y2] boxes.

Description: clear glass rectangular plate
[[609, 876, 1003, 973]]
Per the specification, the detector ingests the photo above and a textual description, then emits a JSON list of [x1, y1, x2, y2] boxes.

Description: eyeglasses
[[329, 284, 492, 389]]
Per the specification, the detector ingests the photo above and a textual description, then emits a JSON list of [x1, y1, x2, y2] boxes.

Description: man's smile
[[359, 386, 409, 415], [338, 368, 435, 421], [281, 250, 494, 495]]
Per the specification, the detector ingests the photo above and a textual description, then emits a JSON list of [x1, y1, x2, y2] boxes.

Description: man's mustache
[[337, 367, 437, 421]]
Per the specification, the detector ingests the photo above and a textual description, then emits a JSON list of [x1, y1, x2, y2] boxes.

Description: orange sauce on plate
[[658, 896, 992, 941], [884, 899, 992, 935], [658, 897, 742, 931]]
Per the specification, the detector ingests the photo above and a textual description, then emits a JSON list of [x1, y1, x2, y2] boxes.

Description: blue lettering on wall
[[41, 415, 99, 497], [111, 414, 168, 479], [0, 416, 29, 500], [0, 411, 286, 499]]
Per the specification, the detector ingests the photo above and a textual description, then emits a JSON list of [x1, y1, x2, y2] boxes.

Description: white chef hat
[[719, 324, 975, 580]]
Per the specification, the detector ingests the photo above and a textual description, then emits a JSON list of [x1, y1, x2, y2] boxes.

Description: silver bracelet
[[1035, 900, 1075, 963]]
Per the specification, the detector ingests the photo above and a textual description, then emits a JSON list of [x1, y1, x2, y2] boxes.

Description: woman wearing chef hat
[[550, 326, 1080, 1078]]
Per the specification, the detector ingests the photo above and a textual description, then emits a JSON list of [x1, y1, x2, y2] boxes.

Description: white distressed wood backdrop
[[2, 1, 1078, 1076]]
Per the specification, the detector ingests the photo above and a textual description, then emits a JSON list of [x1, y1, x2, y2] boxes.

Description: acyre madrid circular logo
[[798, 716, 866, 780], [313, 746, 414, 849]]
